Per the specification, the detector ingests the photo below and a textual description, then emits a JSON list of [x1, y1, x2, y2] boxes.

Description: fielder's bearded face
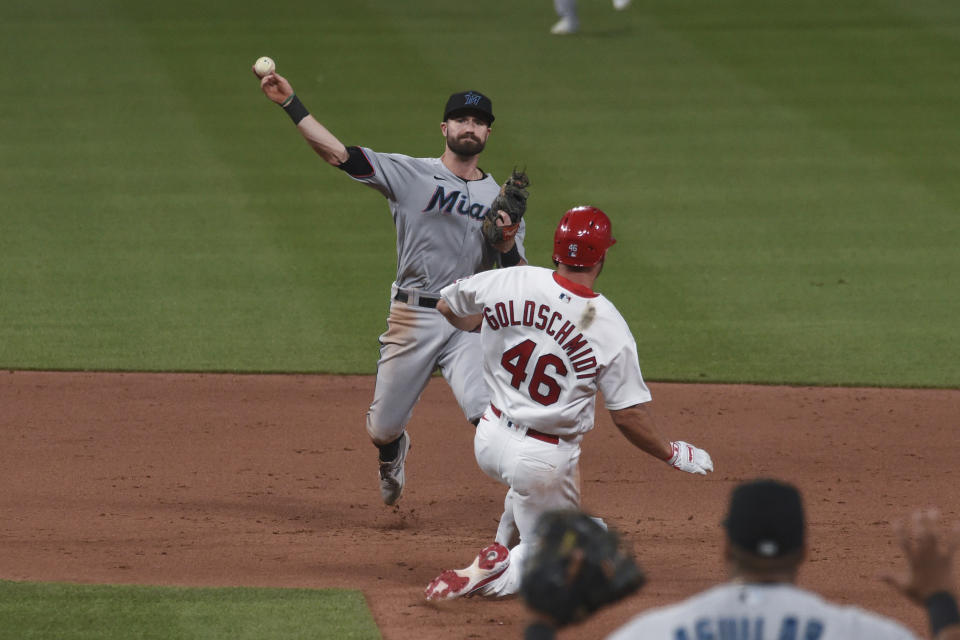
[[442, 112, 491, 157]]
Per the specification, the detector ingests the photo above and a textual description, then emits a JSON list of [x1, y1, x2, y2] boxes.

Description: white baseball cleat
[[550, 17, 579, 35], [613, 0, 632, 10], [424, 543, 510, 600], [378, 431, 410, 505]]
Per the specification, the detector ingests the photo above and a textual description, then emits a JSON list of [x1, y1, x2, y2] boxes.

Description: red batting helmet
[[552, 206, 617, 267]]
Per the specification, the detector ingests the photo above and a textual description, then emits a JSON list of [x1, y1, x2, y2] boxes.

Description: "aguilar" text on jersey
[[673, 615, 825, 640]]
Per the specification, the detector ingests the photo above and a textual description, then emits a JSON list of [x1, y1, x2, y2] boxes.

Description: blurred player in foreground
[[607, 479, 960, 640]]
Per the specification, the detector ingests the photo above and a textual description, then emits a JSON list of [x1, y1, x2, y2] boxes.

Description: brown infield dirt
[[1, 371, 958, 639]]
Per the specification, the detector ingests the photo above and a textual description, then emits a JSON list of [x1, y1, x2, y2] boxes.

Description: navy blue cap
[[444, 91, 494, 124], [724, 479, 805, 558]]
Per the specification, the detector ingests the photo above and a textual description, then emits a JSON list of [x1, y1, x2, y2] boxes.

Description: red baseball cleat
[[424, 543, 510, 600]]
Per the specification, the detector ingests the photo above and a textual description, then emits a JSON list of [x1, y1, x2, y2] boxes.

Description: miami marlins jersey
[[347, 148, 526, 295], [607, 582, 918, 640], [440, 265, 652, 437]]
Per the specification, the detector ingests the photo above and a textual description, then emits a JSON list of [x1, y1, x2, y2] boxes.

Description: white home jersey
[[441, 265, 651, 436], [349, 148, 526, 296], [607, 582, 918, 640]]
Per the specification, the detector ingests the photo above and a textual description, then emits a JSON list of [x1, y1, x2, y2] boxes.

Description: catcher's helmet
[[552, 206, 617, 267]]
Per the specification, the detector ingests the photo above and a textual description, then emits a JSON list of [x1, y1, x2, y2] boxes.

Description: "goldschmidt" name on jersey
[[482, 301, 597, 379]]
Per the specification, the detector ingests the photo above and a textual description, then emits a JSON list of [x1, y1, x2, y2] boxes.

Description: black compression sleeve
[[337, 146, 375, 178], [926, 591, 960, 637]]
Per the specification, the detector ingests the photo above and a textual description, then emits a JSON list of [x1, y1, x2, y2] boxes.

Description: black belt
[[489, 404, 559, 445], [394, 291, 439, 309]]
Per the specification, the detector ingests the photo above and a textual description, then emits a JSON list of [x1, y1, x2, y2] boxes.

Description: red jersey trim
[[552, 272, 598, 298]]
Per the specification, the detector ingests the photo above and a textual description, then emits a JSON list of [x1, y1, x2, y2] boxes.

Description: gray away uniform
[[340, 146, 526, 444]]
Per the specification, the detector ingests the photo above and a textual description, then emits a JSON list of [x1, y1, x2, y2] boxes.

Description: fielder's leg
[[437, 328, 489, 425], [367, 303, 445, 505]]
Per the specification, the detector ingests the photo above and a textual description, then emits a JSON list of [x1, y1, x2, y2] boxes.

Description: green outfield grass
[[0, 581, 379, 640], [1, 0, 958, 385]]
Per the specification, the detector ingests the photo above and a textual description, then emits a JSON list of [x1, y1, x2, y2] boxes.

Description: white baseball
[[253, 56, 276, 78]]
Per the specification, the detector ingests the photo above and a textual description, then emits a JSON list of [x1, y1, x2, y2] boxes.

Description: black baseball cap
[[724, 479, 805, 558], [443, 90, 494, 124]]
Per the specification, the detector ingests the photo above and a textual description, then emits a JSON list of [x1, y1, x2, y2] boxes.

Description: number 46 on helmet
[[553, 206, 617, 267]]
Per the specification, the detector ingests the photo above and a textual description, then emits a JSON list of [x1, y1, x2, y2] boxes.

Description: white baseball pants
[[473, 408, 585, 596]]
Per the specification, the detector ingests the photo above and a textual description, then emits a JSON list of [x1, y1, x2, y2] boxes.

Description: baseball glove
[[482, 169, 529, 246], [520, 510, 645, 628]]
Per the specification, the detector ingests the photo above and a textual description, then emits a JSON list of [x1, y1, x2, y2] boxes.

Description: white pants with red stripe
[[473, 408, 590, 596]]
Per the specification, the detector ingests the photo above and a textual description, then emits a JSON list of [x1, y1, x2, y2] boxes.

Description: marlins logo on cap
[[444, 90, 495, 124]]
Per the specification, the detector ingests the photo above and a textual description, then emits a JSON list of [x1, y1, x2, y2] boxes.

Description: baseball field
[[1, 0, 958, 638]]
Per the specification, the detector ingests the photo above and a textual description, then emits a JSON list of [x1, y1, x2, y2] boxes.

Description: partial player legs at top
[[551, 0, 579, 34], [550, 0, 632, 34]]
